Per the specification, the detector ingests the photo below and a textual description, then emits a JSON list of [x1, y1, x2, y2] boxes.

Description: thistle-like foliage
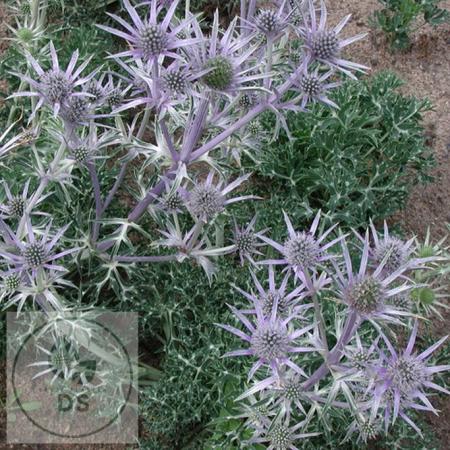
[[183, 172, 257, 223], [261, 211, 342, 276], [10, 42, 95, 119], [299, 0, 368, 78], [370, 322, 450, 436], [97, 0, 198, 61]]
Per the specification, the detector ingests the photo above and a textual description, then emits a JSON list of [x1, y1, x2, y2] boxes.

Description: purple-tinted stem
[[101, 162, 128, 215], [88, 161, 103, 242], [180, 97, 210, 161], [247, 0, 257, 23], [98, 61, 309, 248], [303, 310, 359, 390], [189, 61, 308, 162], [160, 118, 178, 161], [126, 162, 178, 223]]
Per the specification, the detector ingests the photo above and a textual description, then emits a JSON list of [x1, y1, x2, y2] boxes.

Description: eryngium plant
[[218, 215, 449, 447], [2, 0, 446, 447], [1, 0, 367, 310]]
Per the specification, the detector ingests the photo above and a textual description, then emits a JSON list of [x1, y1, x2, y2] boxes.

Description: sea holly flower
[[218, 287, 315, 379], [333, 233, 419, 323], [371, 321, 450, 435], [156, 221, 236, 282], [188, 12, 264, 95], [234, 265, 311, 318], [0, 180, 49, 220], [250, 417, 320, 449], [97, 0, 199, 62], [299, 0, 368, 78], [293, 68, 339, 109], [261, 210, 342, 276], [10, 42, 95, 118], [0, 220, 78, 278], [0, 122, 40, 159], [248, 2, 292, 41], [183, 172, 257, 223], [232, 215, 268, 266]]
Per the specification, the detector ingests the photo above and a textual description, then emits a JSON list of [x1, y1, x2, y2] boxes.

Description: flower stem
[[303, 310, 359, 389]]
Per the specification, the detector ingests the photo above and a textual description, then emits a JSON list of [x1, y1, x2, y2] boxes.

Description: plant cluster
[[0, 1, 448, 449], [372, 0, 449, 49], [253, 71, 434, 229]]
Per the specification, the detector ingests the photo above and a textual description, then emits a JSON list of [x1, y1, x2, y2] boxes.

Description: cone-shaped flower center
[[373, 237, 408, 273], [7, 197, 25, 218], [190, 184, 225, 220], [139, 24, 168, 59], [312, 30, 339, 59], [347, 275, 384, 315], [388, 356, 427, 394], [203, 56, 234, 91], [23, 242, 46, 268], [269, 424, 292, 448], [283, 232, 322, 268], [300, 74, 322, 96], [4, 274, 21, 292], [251, 322, 289, 361], [40, 71, 72, 104]]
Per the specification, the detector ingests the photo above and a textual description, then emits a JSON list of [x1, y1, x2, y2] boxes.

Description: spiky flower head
[[72, 146, 90, 164], [39, 70, 72, 105], [373, 237, 410, 273], [334, 230, 426, 321], [370, 321, 450, 435], [86, 78, 106, 102], [23, 242, 46, 268], [189, 183, 225, 221], [0, 221, 78, 278], [20, 0, 32, 15], [203, 56, 234, 91], [283, 232, 323, 269], [256, 10, 281, 35], [61, 97, 90, 125], [300, 0, 368, 78], [359, 419, 379, 442], [261, 291, 289, 317], [163, 69, 187, 94], [107, 89, 123, 108], [4, 274, 21, 292], [247, 120, 263, 136], [262, 211, 342, 276], [162, 192, 184, 213], [345, 275, 386, 316], [387, 356, 428, 395], [139, 24, 168, 60], [300, 73, 322, 97], [282, 376, 303, 402], [389, 291, 412, 311], [239, 92, 258, 110], [186, 172, 255, 222], [351, 350, 372, 371], [7, 196, 25, 218], [235, 230, 257, 254], [268, 424, 292, 448], [312, 30, 339, 60], [251, 320, 290, 361], [97, 0, 199, 62]]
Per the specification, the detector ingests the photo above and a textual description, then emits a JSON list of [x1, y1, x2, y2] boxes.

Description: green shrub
[[371, 0, 449, 49], [253, 72, 434, 229]]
